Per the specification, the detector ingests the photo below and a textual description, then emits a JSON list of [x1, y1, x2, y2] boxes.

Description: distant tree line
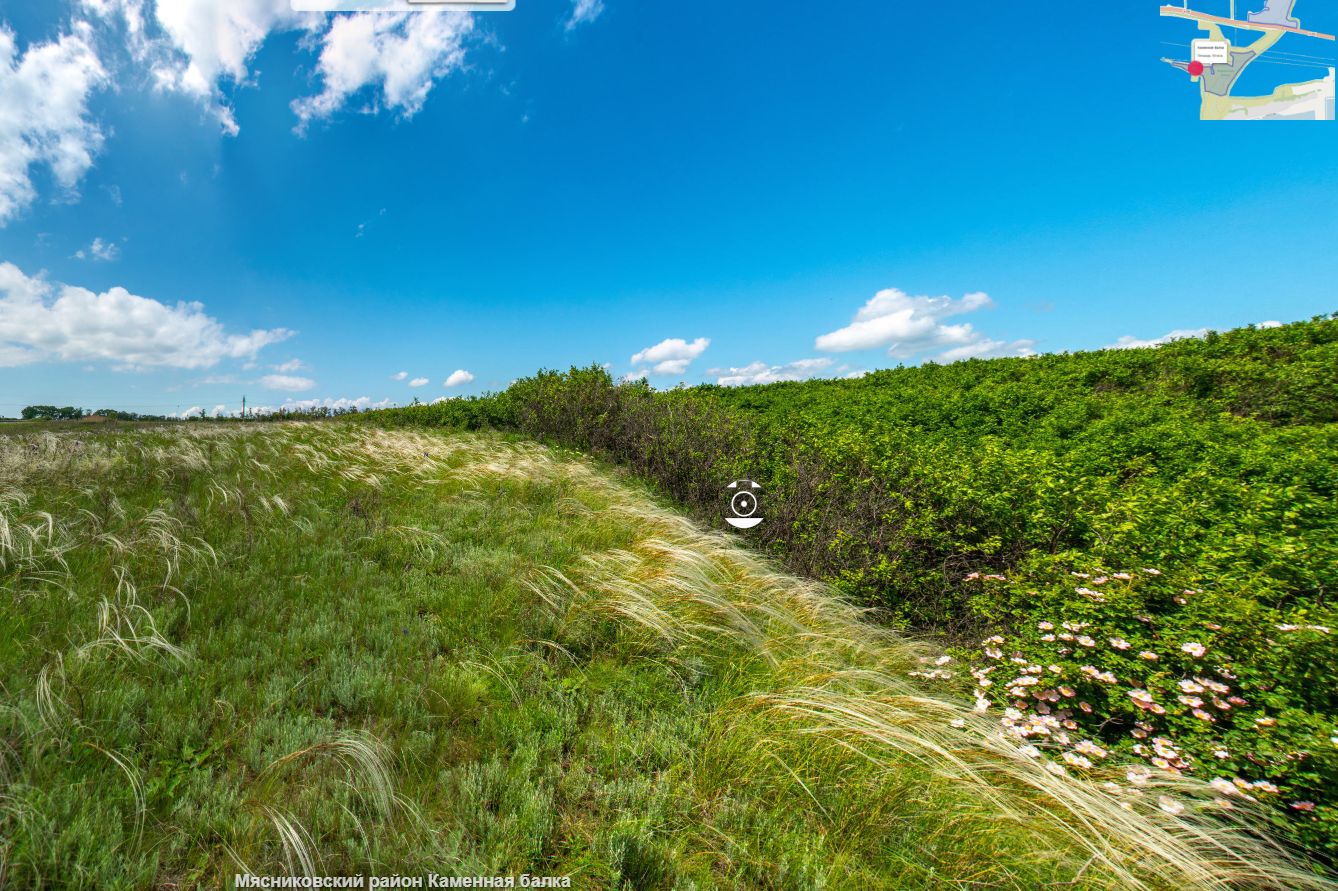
[[19, 406, 171, 421]]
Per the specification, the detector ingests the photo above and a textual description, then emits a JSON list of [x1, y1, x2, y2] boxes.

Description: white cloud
[[815, 288, 1036, 364], [392, 370, 408, 380], [630, 336, 710, 376], [1258, 320, 1283, 329], [408, 376, 429, 388], [210, 403, 227, 417], [260, 373, 316, 391], [566, 0, 605, 30], [0, 22, 108, 224], [443, 368, 474, 387], [74, 236, 121, 261], [0, 261, 293, 369], [81, 1, 475, 134], [1105, 328, 1209, 351], [291, 11, 473, 131], [712, 358, 835, 387], [251, 395, 392, 415], [172, 405, 203, 418], [271, 357, 304, 372]]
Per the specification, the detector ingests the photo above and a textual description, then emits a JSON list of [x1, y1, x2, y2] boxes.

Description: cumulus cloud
[[630, 337, 710, 376], [392, 370, 408, 380], [291, 11, 473, 132], [0, 261, 293, 369], [712, 358, 836, 387], [74, 237, 121, 261], [210, 403, 228, 417], [260, 373, 316, 391], [816, 288, 1035, 362], [1258, 320, 1283, 329], [444, 369, 474, 387], [250, 395, 392, 415], [566, 0, 605, 31], [408, 377, 429, 388], [81, 1, 475, 135], [1104, 328, 1209, 351], [0, 22, 108, 224]]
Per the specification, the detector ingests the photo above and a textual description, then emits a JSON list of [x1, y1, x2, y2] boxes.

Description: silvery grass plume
[[413, 434, 1332, 891]]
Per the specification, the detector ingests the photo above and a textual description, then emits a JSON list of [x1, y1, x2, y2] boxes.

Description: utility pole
[[242, 395, 247, 420]]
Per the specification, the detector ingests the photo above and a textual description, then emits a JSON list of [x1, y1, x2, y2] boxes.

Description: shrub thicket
[[371, 315, 1338, 858]]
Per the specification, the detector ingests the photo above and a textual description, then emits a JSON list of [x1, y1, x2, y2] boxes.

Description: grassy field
[[368, 317, 1338, 859], [1, 422, 1333, 889]]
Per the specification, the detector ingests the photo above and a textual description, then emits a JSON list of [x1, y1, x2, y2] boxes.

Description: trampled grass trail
[[0, 423, 1332, 889]]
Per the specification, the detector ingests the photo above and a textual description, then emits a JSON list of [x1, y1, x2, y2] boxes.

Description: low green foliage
[[4, 424, 1332, 889], [371, 314, 1338, 859]]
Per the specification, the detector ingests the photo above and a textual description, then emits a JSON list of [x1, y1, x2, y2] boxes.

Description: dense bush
[[370, 315, 1338, 858]]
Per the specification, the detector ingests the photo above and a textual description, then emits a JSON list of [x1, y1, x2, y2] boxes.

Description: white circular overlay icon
[[726, 480, 763, 529]]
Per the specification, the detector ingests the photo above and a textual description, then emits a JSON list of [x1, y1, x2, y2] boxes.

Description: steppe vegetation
[[374, 315, 1338, 861], [3, 422, 1333, 888]]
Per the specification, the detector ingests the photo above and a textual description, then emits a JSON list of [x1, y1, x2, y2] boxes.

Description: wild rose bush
[[958, 565, 1338, 857]]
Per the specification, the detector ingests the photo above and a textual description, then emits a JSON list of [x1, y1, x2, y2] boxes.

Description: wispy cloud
[[259, 374, 316, 392], [1104, 328, 1208, 351], [565, 0, 606, 31], [711, 358, 836, 387], [74, 236, 120, 261]]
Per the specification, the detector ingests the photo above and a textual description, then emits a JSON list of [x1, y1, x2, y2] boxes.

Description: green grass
[[0, 424, 1332, 889]]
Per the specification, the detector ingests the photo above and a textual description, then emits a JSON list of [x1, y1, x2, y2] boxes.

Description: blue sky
[[0, 0, 1334, 416]]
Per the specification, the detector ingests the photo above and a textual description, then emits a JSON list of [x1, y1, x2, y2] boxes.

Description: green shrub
[[368, 314, 1338, 857]]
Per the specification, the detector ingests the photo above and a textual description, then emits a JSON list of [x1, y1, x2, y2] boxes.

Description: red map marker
[[1188, 60, 1205, 77]]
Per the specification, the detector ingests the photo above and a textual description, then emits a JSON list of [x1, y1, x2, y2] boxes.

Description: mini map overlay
[[1159, 1, 1335, 119]]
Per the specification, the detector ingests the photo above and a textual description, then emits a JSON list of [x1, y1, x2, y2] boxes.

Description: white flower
[[1141, 568, 1162, 575], [1177, 679, 1204, 694], [1138, 651, 1159, 661], [1181, 642, 1207, 658], [1158, 796, 1185, 816], [950, 718, 966, 728], [935, 655, 952, 666], [1074, 740, 1108, 759], [1037, 621, 1055, 631], [1062, 752, 1093, 769], [1109, 637, 1131, 650]]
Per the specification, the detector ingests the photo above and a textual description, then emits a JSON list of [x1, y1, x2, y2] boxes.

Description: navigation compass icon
[[726, 479, 764, 529]]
